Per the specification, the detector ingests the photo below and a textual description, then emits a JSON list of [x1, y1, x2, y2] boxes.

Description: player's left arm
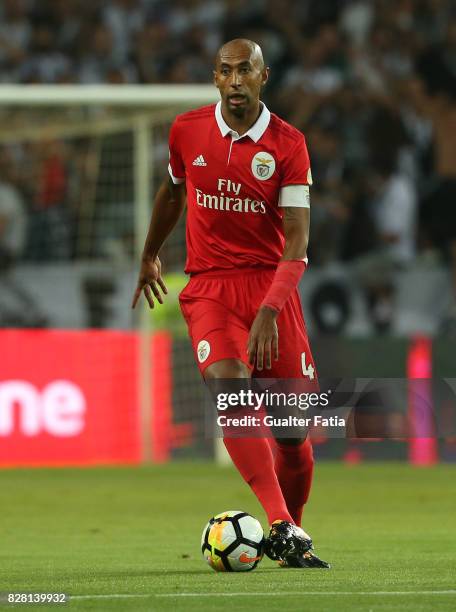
[[281, 206, 309, 261], [247, 207, 309, 371]]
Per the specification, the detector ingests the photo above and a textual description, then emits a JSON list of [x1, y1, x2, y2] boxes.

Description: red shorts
[[179, 268, 317, 379]]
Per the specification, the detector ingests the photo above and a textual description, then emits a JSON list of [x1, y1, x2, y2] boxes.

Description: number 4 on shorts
[[301, 352, 315, 379]]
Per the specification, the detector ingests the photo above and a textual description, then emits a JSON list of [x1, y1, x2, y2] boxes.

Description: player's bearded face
[[214, 56, 267, 117]]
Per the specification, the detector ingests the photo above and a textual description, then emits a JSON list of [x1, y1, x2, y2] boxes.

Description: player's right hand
[[131, 255, 168, 309]]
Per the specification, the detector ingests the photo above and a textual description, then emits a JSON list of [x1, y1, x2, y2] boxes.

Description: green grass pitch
[[0, 462, 455, 611]]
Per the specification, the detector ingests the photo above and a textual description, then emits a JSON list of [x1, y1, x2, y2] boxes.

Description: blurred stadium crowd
[[0, 0, 455, 331]]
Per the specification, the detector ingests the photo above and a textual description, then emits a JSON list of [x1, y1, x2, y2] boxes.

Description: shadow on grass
[[56, 568, 281, 581]]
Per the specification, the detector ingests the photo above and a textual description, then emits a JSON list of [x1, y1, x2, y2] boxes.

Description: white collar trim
[[215, 101, 271, 142]]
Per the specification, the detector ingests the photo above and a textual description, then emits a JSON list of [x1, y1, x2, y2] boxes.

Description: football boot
[[278, 549, 331, 568], [264, 520, 312, 561]]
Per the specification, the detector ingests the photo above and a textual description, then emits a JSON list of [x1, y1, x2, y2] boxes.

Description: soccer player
[[132, 39, 330, 569]]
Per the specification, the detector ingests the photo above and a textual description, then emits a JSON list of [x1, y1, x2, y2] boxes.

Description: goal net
[[0, 85, 219, 466]]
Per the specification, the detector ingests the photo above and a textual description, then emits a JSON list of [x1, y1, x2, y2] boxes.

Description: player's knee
[[275, 437, 306, 447], [274, 437, 314, 467], [204, 359, 250, 380]]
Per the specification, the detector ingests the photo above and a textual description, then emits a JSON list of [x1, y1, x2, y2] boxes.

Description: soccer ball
[[201, 510, 264, 572]]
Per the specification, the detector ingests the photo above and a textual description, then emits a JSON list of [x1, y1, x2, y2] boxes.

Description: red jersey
[[168, 102, 312, 275]]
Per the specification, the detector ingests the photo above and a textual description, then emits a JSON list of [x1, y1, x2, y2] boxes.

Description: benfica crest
[[197, 340, 211, 363], [251, 151, 276, 181]]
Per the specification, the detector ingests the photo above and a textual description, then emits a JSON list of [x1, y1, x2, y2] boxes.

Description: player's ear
[[262, 67, 270, 87], [213, 70, 218, 86]]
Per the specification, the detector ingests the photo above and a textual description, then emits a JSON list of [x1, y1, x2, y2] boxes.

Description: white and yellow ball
[[201, 510, 264, 572]]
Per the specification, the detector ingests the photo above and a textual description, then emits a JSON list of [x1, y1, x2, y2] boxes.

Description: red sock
[[223, 437, 294, 525], [274, 438, 314, 527]]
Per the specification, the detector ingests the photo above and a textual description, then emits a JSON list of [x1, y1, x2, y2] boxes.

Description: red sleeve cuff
[[260, 260, 307, 313]]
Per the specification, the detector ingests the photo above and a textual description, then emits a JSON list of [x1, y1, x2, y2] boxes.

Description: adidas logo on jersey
[[192, 155, 207, 166]]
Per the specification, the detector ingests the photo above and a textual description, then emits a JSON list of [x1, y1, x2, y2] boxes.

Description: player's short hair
[[215, 39, 265, 70]]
